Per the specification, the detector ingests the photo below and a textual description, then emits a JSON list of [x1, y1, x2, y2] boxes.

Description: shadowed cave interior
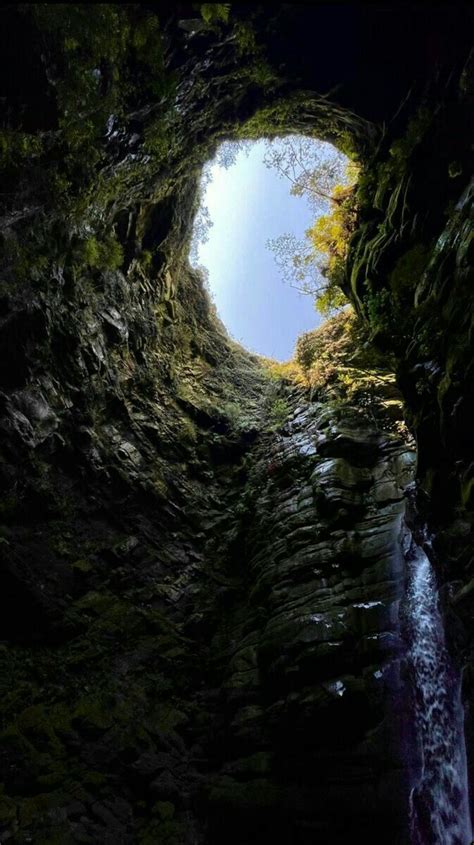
[[0, 4, 473, 844]]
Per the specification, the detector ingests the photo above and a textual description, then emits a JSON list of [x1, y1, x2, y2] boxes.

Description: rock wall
[[0, 4, 473, 842], [0, 365, 417, 842], [203, 395, 416, 843]]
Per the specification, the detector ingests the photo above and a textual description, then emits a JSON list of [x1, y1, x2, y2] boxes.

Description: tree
[[189, 134, 357, 317], [189, 161, 214, 265], [189, 201, 213, 265], [214, 139, 252, 169], [264, 136, 357, 315], [262, 135, 348, 215], [266, 232, 317, 294], [266, 228, 348, 316]]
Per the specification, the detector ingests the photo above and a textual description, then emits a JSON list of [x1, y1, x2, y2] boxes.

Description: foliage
[[31, 5, 130, 156], [388, 107, 433, 175], [294, 309, 404, 429], [304, 182, 357, 312], [1, 5, 175, 223], [200, 4, 231, 25], [262, 135, 348, 215], [260, 358, 306, 385], [0, 131, 43, 168], [388, 244, 430, 297], [191, 135, 357, 316], [76, 233, 123, 270], [266, 154, 357, 315], [362, 243, 431, 340], [189, 164, 214, 265], [267, 397, 290, 429], [233, 20, 258, 56]]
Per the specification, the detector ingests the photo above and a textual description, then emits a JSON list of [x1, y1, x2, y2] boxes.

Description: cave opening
[[189, 135, 353, 361]]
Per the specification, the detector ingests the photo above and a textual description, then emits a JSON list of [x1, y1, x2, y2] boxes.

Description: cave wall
[[0, 4, 473, 843]]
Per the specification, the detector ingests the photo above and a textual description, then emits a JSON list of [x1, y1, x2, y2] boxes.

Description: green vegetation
[[0, 130, 43, 167], [200, 4, 231, 25], [348, 104, 437, 342], [0, 5, 176, 233], [261, 309, 408, 437], [266, 396, 291, 430], [76, 232, 124, 271], [264, 137, 359, 315]]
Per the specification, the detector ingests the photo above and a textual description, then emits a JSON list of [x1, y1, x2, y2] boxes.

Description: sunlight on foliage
[[261, 309, 410, 439], [260, 357, 307, 386], [262, 138, 359, 315], [77, 233, 124, 271], [292, 309, 410, 437]]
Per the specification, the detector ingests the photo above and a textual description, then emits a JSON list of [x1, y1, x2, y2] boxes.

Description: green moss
[[225, 752, 272, 776], [0, 130, 43, 167], [208, 776, 282, 810], [200, 4, 231, 25], [139, 818, 185, 845], [36, 768, 68, 789], [0, 792, 17, 824], [448, 160, 463, 178], [364, 286, 395, 335], [1, 725, 38, 762], [75, 590, 126, 617], [19, 793, 53, 826], [388, 107, 433, 174], [267, 397, 290, 430], [77, 233, 124, 271], [388, 244, 430, 297], [36, 830, 73, 845], [0, 493, 20, 520], [72, 696, 114, 731], [72, 558, 93, 573], [83, 770, 108, 786], [153, 704, 188, 734], [461, 474, 474, 508], [153, 801, 175, 820], [143, 116, 177, 159]]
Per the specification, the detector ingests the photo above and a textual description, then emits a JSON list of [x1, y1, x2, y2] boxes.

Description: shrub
[[78, 233, 123, 270]]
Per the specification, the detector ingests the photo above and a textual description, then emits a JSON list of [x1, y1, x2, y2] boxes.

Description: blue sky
[[192, 139, 324, 361]]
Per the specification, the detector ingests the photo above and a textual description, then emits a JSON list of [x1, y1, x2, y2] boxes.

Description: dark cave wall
[[0, 4, 473, 843]]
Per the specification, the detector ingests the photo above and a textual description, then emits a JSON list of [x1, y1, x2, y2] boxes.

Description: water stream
[[405, 536, 473, 844]]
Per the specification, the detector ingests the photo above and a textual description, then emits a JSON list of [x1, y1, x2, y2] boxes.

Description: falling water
[[405, 537, 473, 844]]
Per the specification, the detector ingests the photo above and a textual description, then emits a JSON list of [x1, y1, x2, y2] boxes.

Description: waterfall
[[405, 537, 473, 844]]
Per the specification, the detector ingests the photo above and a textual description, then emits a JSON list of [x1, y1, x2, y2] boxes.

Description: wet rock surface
[[203, 396, 416, 844]]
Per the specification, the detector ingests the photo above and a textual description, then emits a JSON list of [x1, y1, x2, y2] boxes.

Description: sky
[[191, 139, 325, 361]]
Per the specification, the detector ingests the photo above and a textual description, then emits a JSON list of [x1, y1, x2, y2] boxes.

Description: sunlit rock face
[[0, 4, 472, 843]]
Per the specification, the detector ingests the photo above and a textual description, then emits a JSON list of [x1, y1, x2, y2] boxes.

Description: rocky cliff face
[[0, 5, 472, 843], [203, 396, 416, 844], [0, 364, 417, 843]]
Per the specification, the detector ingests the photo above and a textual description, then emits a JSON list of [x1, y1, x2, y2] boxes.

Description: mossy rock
[[224, 752, 272, 777], [139, 817, 185, 845], [388, 243, 430, 297], [208, 776, 282, 810], [0, 792, 17, 824], [72, 696, 115, 732], [152, 800, 175, 820], [18, 792, 54, 826], [83, 770, 108, 787], [71, 558, 93, 573]]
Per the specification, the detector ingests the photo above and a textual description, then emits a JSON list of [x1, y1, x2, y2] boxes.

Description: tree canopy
[[190, 135, 358, 316]]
